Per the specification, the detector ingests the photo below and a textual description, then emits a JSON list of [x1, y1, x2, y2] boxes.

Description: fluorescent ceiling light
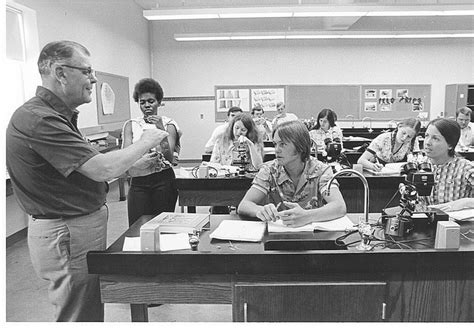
[[174, 32, 474, 41], [219, 12, 292, 18], [144, 5, 474, 21], [293, 11, 366, 17]]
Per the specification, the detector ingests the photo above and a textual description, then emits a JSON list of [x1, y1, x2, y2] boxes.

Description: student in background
[[271, 102, 298, 130], [122, 78, 182, 226], [455, 106, 474, 151], [210, 112, 264, 171], [204, 106, 243, 153], [6, 41, 168, 321], [238, 120, 346, 227], [252, 105, 273, 141], [357, 118, 421, 172], [309, 108, 343, 155], [417, 118, 474, 211]]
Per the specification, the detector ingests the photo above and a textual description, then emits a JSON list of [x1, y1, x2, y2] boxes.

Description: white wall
[[15, 0, 152, 128], [151, 23, 474, 159]]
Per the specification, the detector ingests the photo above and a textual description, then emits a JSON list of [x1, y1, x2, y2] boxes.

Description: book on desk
[[364, 162, 406, 176], [143, 212, 210, 234]]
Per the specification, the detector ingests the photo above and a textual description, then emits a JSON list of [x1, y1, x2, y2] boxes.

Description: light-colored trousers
[[27, 205, 108, 322]]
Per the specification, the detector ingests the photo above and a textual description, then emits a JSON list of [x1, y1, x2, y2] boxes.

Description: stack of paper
[[446, 209, 474, 221], [210, 220, 266, 242], [268, 215, 355, 233]]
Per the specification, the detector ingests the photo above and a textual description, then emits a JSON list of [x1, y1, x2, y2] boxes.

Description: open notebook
[[268, 215, 355, 233], [364, 162, 406, 176], [210, 220, 266, 242]]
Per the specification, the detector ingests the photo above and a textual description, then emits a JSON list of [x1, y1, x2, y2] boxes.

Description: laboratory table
[[87, 213, 474, 322]]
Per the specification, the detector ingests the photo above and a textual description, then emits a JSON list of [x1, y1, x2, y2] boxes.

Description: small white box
[[140, 222, 160, 251], [434, 221, 460, 249]]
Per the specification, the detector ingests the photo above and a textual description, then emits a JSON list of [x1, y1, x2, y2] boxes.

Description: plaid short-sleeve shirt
[[419, 156, 474, 206]]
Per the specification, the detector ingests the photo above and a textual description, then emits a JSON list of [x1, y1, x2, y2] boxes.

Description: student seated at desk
[[252, 105, 273, 141], [418, 118, 474, 211], [210, 113, 264, 171], [455, 106, 474, 151], [238, 120, 347, 228], [204, 106, 243, 154], [357, 118, 421, 172], [309, 108, 343, 155]]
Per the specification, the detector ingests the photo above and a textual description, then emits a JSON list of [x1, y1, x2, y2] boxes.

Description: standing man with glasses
[[6, 40, 168, 321]]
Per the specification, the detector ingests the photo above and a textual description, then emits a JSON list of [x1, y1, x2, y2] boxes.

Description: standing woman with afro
[[122, 78, 182, 226]]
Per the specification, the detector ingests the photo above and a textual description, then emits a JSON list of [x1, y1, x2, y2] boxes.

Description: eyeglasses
[[60, 64, 95, 78]]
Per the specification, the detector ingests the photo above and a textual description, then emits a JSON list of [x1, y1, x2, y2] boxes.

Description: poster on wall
[[216, 88, 250, 112], [379, 89, 392, 99], [364, 89, 377, 99], [95, 71, 130, 126], [364, 102, 377, 112], [397, 89, 409, 99], [251, 88, 285, 112]]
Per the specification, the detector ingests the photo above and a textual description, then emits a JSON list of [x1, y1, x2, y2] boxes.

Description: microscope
[[318, 137, 350, 172], [382, 162, 448, 236], [232, 137, 250, 176]]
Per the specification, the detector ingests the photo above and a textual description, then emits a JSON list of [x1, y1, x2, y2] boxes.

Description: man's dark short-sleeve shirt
[[6, 86, 107, 218]]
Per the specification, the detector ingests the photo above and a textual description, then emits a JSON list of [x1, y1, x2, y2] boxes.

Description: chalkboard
[[287, 85, 360, 121], [95, 71, 131, 126]]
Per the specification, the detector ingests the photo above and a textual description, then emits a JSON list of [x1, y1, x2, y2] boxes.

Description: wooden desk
[[87, 213, 474, 322], [176, 173, 403, 214]]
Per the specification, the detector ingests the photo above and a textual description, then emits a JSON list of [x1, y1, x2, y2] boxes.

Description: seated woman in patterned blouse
[[238, 120, 347, 228], [309, 108, 343, 156], [419, 118, 474, 211], [210, 113, 264, 171], [357, 118, 421, 172]]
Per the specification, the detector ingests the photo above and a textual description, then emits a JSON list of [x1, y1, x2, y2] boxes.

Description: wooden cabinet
[[233, 281, 386, 322], [445, 84, 474, 119]]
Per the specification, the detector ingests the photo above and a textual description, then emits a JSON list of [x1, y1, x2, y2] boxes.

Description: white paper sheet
[[446, 209, 474, 221], [268, 215, 355, 233], [210, 220, 266, 242], [364, 162, 406, 176]]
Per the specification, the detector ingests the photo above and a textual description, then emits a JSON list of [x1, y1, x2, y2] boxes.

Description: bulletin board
[[214, 84, 430, 122], [286, 84, 430, 121], [360, 84, 430, 120], [95, 71, 131, 125], [215, 85, 285, 122]]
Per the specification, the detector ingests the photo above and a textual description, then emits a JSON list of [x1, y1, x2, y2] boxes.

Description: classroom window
[[5, 2, 40, 124]]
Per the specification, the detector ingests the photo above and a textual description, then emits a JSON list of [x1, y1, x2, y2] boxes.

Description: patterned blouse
[[309, 126, 344, 152], [210, 139, 263, 171], [250, 157, 340, 209], [419, 156, 474, 206], [367, 131, 420, 164]]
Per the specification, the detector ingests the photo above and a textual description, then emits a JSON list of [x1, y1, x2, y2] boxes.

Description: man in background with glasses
[[6, 40, 168, 321], [455, 106, 474, 151]]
